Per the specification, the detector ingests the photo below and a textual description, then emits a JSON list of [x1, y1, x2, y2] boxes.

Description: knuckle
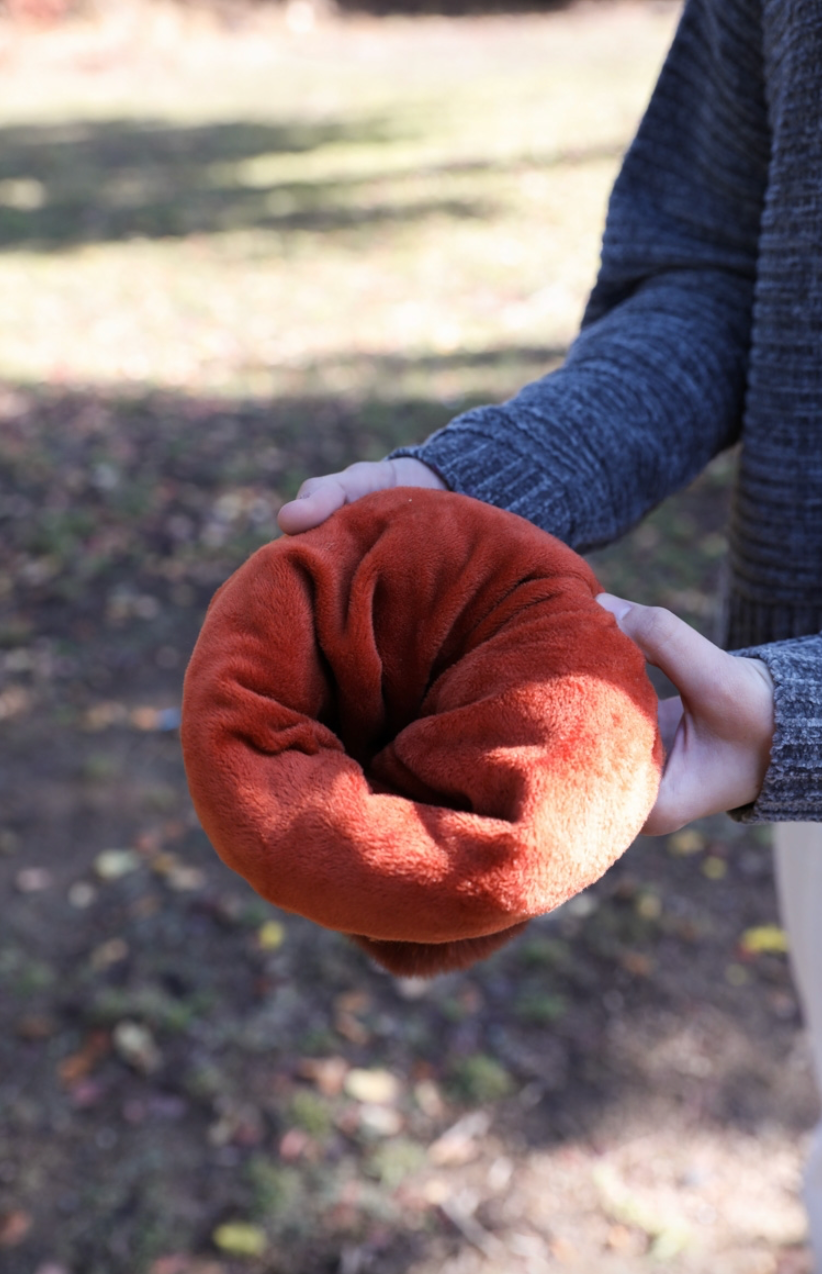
[[298, 475, 329, 496], [633, 605, 676, 646]]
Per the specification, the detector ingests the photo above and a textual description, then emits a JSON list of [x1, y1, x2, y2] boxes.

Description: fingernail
[[596, 592, 633, 622]]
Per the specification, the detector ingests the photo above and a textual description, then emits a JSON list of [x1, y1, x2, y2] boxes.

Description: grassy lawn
[[0, 4, 673, 400]]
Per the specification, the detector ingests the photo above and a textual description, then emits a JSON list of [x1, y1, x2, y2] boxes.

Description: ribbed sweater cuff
[[389, 411, 574, 539], [730, 635, 822, 823]]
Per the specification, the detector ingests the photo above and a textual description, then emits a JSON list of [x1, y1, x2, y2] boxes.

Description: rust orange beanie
[[181, 488, 662, 976]]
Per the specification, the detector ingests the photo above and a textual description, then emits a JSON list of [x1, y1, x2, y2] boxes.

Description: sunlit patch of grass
[[0, 4, 679, 406]]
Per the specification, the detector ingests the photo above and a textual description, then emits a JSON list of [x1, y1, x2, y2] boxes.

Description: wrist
[[739, 656, 776, 801]]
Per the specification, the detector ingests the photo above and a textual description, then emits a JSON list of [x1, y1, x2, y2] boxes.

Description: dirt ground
[[0, 4, 818, 1273]]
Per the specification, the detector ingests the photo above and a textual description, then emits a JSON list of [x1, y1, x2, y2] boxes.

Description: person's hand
[[277, 457, 446, 535], [597, 594, 775, 835]]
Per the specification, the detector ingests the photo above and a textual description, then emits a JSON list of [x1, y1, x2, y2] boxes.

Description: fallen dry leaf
[[89, 937, 129, 970], [414, 1078, 446, 1119], [335, 1013, 369, 1045], [149, 1257, 224, 1274], [279, 1128, 313, 1160], [212, 1222, 268, 1258], [343, 1067, 401, 1105], [256, 920, 285, 949], [357, 1104, 403, 1137], [739, 924, 789, 956], [550, 1235, 581, 1265], [297, 1056, 349, 1096], [165, 865, 205, 892], [113, 1021, 162, 1075], [16, 1013, 56, 1041], [619, 950, 654, 978], [94, 849, 140, 880], [335, 990, 371, 1015], [428, 1111, 491, 1167], [0, 1209, 33, 1248], [58, 1030, 110, 1087], [667, 828, 706, 856]]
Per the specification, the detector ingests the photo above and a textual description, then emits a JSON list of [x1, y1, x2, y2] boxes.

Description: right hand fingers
[[657, 694, 683, 757], [277, 458, 445, 535]]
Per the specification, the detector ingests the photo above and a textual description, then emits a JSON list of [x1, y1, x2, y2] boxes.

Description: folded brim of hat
[[181, 487, 661, 977]]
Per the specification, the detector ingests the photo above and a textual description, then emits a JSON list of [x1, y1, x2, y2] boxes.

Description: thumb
[[596, 593, 727, 704]]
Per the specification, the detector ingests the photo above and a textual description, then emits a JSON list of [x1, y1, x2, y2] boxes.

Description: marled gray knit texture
[[391, 0, 822, 822]]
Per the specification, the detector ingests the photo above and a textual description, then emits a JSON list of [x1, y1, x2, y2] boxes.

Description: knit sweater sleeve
[[390, 0, 770, 553]]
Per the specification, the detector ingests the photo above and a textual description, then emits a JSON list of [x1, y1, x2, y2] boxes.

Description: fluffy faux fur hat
[[182, 488, 661, 976]]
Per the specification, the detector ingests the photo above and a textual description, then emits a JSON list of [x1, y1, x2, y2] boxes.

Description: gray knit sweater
[[392, 0, 822, 823]]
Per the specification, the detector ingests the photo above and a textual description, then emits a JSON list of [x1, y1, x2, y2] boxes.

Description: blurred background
[[0, 2, 815, 1272]]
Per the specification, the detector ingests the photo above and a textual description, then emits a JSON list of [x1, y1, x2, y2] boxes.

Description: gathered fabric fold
[[181, 488, 661, 976]]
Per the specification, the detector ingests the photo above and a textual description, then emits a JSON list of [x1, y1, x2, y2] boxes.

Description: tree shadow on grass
[[0, 115, 624, 251], [0, 369, 812, 1272]]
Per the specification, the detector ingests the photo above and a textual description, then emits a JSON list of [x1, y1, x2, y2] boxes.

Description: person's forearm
[[394, 0, 768, 551], [280, 0, 770, 546], [392, 267, 753, 553]]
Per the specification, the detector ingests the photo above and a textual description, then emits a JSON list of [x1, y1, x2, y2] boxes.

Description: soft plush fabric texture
[[390, 0, 822, 823], [182, 488, 661, 976]]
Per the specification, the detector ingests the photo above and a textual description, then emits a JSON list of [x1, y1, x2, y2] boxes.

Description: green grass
[[0, 4, 678, 407]]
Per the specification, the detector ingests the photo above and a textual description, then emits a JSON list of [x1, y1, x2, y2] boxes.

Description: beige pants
[[775, 823, 822, 1267]]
